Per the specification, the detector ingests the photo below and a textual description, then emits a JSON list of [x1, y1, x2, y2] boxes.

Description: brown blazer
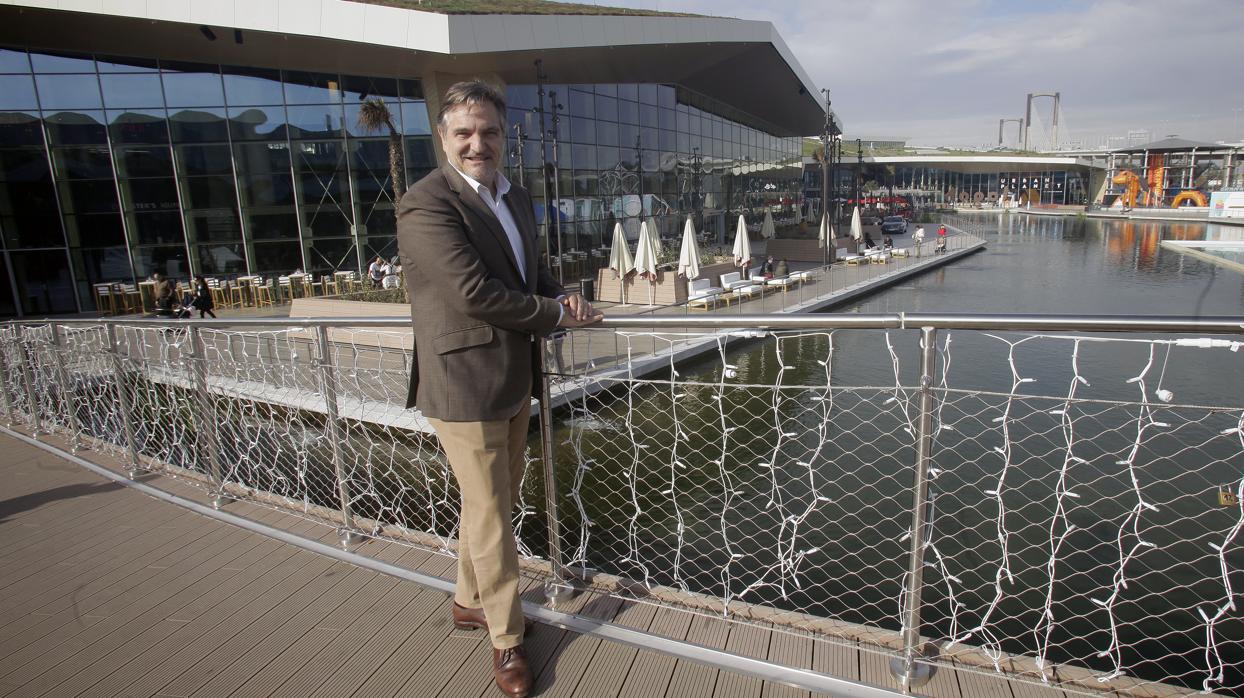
[[396, 165, 564, 422]]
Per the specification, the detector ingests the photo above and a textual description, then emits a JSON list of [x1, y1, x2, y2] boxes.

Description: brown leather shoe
[[492, 645, 532, 698], [452, 602, 532, 632], [452, 602, 488, 630]]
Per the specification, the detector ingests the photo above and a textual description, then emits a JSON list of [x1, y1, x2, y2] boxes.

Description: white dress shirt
[[451, 165, 527, 285]]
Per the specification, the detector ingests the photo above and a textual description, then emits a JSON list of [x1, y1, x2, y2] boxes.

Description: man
[[396, 80, 600, 698]]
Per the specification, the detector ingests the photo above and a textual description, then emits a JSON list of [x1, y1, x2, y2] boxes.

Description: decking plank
[[569, 600, 660, 698], [616, 606, 694, 698], [713, 621, 770, 698], [762, 627, 812, 698], [666, 612, 731, 698]]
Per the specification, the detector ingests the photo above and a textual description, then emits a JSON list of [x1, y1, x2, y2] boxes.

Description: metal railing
[[2, 313, 1243, 696]]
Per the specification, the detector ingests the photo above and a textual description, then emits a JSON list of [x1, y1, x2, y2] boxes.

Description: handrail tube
[[894, 327, 938, 691], [315, 325, 360, 548], [49, 323, 83, 452], [188, 326, 227, 508], [16, 326, 41, 436], [10, 313, 1244, 334], [106, 323, 141, 475]]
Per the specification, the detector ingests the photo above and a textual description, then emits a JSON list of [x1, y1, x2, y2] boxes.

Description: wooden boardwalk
[[0, 428, 1076, 698]]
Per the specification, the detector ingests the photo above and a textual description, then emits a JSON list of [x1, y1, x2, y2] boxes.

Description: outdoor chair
[[687, 277, 722, 309], [732, 283, 763, 299], [718, 271, 753, 292], [253, 278, 274, 307], [766, 276, 797, 292], [93, 283, 117, 315]]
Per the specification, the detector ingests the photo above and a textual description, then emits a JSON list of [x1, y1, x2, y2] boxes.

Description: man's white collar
[[451, 164, 510, 200]]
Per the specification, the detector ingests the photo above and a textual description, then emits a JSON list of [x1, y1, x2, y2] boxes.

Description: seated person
[[774, 258, 789, 277], [760, 255, 777, 279], [883, 236, 894, 249]]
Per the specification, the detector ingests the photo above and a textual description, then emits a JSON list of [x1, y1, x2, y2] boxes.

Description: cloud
[[598, 0, 1244, 147]]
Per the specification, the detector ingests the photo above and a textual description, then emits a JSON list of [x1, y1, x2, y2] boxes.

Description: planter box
[[594, 261, 740, 305]]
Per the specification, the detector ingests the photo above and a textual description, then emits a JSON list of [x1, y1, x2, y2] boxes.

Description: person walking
[[191, 275, 216, 319], [397, 80, 601, 698], [367, 255, 385, 288]]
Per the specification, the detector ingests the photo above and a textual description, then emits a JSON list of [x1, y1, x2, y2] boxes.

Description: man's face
[[439, 101, 504, 185]]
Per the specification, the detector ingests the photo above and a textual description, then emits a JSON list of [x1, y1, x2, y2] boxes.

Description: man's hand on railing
[[558, 293, 603, 327]]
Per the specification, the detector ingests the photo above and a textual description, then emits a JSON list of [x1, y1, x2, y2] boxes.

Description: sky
[[591, 0, 1244, 149]]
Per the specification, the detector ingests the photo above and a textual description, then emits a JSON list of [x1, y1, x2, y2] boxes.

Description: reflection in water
[[557, 214, 1244, 693]]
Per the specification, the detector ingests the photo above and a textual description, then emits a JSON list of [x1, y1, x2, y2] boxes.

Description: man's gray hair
[[436, 80, 507, 128]]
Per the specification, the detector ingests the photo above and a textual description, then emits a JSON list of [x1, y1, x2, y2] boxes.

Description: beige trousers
[[428, 402, 530, 649]]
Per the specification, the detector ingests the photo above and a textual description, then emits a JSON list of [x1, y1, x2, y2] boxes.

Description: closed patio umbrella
[[850, 206, 863, 244], [677, 216, 700, 281], [732, 214, 752, 270], [633, 219, 661, 306], [760, 209, 776, 239], [607, 221, 634, 304]]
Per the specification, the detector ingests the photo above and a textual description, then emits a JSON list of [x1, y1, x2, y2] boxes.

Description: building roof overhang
[[0, 0, 833, 136]]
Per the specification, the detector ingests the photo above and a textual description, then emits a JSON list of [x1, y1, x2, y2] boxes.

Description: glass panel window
[[64, 212, 125, 247], [0, 147, 49, 181], [251, 239, 303, 273], [404, 137, 435, 170], [304, 237, 357, 272], [239, 174, 295, 207], [29, 51, 94, 74], [162, 69, 224, 108], [195, 243, 246, 274], [0, 111, 44, 146], [115, 145, 174, 178], [11, 249, 76, 314], [400, 102, 431, 136], [134, 245, 189, 278], [35, 74, 103, 110], [569, 90, 594, 119], [127, 211, 185, 246], [0, 75, 38, 110], [176, 144, 232, 176], [182, 175, 238, 210], [186, 210, 242, 244], [245, 212, 299, 241], [229, 105, 289, 141], [100, 73, 165, 109], [121, 177, 179, 212], [617, 84, 638, 102], [222, 66, 283, 106], [398, 79, 422, 101], [283, 71, 342, 104], [595, 95, 617, 123], [53, 146, 114, 179], [107, 109, 169, 144], [59, 179, 120, 214], [345, 101, 400, 138], [301, 207, 351, 238], [618, 100, 638, 125], [0, 49, 30, 73], [235, 141, 290, 174], [285, 104, 342, 139], [169, 108, 228, 143]]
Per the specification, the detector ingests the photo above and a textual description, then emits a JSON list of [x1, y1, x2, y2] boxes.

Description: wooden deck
[[0, 427, 1076, 698]]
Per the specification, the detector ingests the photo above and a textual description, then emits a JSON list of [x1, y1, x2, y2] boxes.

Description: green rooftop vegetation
[[347, 0, 698, 17]]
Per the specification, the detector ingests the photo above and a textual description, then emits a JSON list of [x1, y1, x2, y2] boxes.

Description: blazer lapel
[[442, 165, 524, 285], [508, 188, 540, 292]]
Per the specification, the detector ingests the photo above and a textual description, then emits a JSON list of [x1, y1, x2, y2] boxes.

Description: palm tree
[[357, 98, 406, 204]]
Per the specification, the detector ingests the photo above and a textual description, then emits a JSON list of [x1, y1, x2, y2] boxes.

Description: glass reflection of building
[[503, 83, 803, 258], [0, 47, 435, 316], [890, 167, 1089, 206]]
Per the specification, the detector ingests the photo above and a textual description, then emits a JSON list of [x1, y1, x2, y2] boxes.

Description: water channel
[[554, 214, 1244, 693]]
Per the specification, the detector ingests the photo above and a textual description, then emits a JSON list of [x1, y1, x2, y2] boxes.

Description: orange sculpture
[[1111, 170, 1142, 208], [1170, 190, 1207, 208]]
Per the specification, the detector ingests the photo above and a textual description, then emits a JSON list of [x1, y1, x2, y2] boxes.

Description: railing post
[[315, 325, 362, 549], [540, 336, 577, 601], [890, 325, 939, 691], [189, 326, 228, 509], [0, 330, 17, 428], [106, 323, 141, 478], [16, 326, 41, 436], [49, 323, 84, 453]]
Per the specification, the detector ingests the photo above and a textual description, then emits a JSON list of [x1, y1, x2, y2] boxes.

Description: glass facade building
[[0, 46, 435, 316], [504, 83, 803, 255], [0, 46, 805, 316]]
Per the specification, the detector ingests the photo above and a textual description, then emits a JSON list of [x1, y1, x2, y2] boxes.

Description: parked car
[[881, 216, 908, 234]]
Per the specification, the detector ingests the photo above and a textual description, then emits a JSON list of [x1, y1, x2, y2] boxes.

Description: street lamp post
[[819, 88, 834, 266]]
